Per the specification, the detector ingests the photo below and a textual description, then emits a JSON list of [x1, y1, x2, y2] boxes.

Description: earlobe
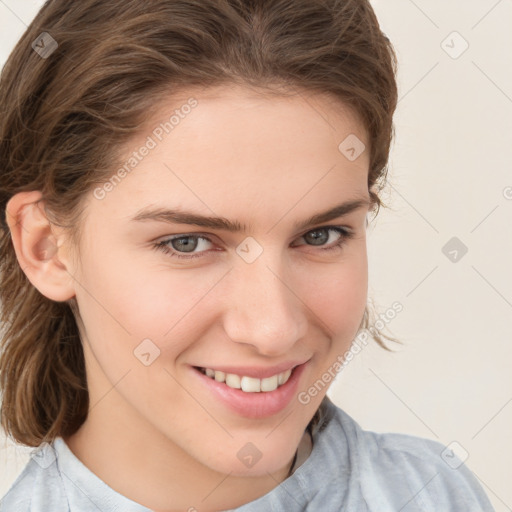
[[5, 190, 77, 302]]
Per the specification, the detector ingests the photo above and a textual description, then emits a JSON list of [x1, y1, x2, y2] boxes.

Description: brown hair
[[0, 0, 399, 447]]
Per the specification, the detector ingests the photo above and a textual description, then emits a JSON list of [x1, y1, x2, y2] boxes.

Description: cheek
[[74, 236, 367, 370], [301, 252, 368, 340], [74, 249, 224, 363]]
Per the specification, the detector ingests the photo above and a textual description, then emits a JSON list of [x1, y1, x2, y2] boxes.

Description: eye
[[292, 226, 354, 252], [152, 226, 354, 260], [152, 234, 214, 259]]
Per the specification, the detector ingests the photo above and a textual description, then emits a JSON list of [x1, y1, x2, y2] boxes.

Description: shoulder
[[316, 398, 495, 511], [0, 442, 68, 512]]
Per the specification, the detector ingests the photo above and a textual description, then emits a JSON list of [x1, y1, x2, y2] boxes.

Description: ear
[[5, 190, 77, 302]]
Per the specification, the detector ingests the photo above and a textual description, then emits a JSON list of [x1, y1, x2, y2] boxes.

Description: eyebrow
[[130, 197, 371, 233]]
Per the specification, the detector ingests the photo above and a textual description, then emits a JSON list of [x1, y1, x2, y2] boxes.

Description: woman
[[0, 0, 495, 510]]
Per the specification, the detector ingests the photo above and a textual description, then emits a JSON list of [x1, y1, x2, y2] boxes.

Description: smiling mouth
[[194, 366, 295, 393]]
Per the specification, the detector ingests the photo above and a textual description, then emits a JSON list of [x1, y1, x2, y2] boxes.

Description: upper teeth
[[201, 367, 293, 392]]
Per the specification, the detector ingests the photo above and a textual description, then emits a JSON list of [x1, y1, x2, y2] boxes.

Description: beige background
[[1, 1, 511, 510]]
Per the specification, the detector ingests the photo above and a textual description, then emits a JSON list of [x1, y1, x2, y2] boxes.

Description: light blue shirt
[[0, 396, 495, 511]]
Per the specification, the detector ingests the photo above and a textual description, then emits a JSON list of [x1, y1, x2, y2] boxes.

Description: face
[[63, 84, 371, 478]]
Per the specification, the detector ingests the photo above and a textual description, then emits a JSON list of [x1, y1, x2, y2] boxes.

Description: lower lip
[[190, 362, 307, 419]]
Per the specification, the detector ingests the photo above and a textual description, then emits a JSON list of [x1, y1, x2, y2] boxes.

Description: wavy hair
[[0, 0, 399, 447]]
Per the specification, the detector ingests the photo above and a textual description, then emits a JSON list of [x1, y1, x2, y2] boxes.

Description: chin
[[204, 450, 292, 478]]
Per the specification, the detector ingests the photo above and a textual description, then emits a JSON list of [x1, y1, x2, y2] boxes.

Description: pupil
[[173, 237, 197, 253], [305, 229, 328, 246]]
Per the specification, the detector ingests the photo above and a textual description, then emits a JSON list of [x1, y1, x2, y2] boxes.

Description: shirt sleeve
[[0, 459, 69, 512], [360, 432, 496, 512]]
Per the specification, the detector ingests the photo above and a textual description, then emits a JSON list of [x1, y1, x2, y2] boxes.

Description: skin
[[6, 84, 372, 511]]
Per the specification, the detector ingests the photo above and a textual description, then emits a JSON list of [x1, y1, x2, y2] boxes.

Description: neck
[[64, 397, 310, 511]]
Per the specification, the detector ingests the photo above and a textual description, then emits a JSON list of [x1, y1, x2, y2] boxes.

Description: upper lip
[[193, 359, 310, 379]]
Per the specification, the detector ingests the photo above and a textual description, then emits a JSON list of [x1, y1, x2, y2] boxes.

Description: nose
[[222, 253, 308, 357]]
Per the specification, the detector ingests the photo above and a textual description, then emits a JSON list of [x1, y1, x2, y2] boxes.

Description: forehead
[[85, 85, 370, 228], [154, 83, 367, 151]]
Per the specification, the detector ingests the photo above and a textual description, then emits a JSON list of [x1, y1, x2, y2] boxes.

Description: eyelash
[[151, 226, 354, 260]]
